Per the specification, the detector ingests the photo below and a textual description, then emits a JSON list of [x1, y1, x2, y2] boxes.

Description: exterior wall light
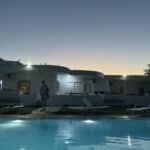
[[25, 63, 33, 70], [122, 74, 127, 80]]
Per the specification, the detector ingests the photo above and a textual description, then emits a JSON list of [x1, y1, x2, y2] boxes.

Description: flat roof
[[105, 75, 145, 80], [104, 75, 123, 79], [71, 70, 104, 78], [34, 65, 70, 73], [0, 58, 23, 73]]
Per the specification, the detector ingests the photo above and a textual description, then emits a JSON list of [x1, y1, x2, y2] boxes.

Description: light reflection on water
[[0, 120, 25, 128], [0, 119, 150, 150]]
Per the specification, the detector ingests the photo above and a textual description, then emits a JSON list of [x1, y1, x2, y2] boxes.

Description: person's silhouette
[[40, 80, 49, 111]]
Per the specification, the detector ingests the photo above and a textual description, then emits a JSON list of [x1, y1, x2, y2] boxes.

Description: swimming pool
[[0, 118, 150, 150]]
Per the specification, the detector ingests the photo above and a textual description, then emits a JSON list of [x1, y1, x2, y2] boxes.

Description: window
[[72, 82, 82, 94], [109, 80, 112, 87], [6, 73, 16, 79], [18, 80, 31, 95], [138, 88, 145, 96], [84, 81, 94, 95]]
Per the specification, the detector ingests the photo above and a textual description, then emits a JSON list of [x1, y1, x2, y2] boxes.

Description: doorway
[[18, 80, 31, 94]]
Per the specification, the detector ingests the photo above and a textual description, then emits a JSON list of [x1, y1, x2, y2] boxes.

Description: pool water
[[0, 118, 150, 150]]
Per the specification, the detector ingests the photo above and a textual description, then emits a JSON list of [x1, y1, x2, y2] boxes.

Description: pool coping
[[0, 114, 150, 120]]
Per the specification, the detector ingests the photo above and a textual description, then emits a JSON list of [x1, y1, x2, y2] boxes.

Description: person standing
[[40, 80, 49, 111]]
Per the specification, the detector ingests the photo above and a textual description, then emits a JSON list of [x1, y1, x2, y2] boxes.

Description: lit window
[[18, 80, 31, 95]]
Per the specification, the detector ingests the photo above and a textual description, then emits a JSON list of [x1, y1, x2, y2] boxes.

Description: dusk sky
[[0, 0, 150, 75]]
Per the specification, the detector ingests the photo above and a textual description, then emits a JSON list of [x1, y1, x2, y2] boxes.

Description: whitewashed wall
[[57, 74, 83, 95]]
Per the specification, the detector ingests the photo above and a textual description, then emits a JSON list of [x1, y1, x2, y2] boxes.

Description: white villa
[[0, 58, 149, 107]]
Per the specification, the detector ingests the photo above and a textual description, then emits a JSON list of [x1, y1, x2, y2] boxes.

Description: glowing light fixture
[[83, 119, 96, 124], [122, 74, 127, 80], [20, 148, 26, 150], [25, 62, 33, 70], [0, 120, 25, 128], [65, 140, 70, 144], [13, 120, 24, 123]]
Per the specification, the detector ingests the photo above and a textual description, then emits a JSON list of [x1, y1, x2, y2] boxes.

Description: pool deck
[[0, 106, 150, 119]]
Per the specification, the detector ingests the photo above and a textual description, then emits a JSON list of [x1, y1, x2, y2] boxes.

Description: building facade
[[0, 58, 106, 105], [105, 75, 148, 96], [0, 58, 149, 106]]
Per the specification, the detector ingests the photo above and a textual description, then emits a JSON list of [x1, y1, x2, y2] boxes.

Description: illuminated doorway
[[18, 80, 31, 94]]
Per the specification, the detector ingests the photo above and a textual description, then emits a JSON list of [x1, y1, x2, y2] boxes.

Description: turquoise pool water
[[0, 118, 150, 150]]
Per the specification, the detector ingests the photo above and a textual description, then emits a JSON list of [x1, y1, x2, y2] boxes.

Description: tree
[[144, 64, 150, 95], [144, 64, 150, 77]]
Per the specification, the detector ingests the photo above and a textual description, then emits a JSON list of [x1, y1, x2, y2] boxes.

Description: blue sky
[[0, 0, 150, 74]]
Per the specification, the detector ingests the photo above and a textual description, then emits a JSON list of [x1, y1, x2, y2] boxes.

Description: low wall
[[48, 95, 104, 106], [0, 91, 20, 106], [19, 95, 104, 106], [1, 92, 150, 107], [20, 94, 37, 106], [104, 95, 150, 106], [17, 94, 150, 107], [125, 96, 150, 106]]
